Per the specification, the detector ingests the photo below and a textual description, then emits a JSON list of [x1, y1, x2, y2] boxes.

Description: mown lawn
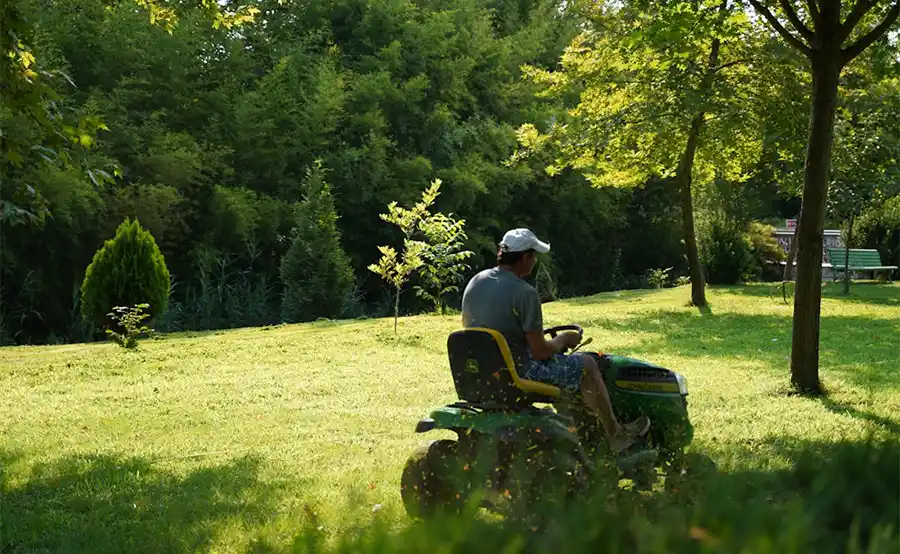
[[1, 283, 898, 553]]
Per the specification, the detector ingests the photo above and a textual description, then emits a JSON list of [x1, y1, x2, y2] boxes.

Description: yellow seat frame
[[460, 327, 562, 399]]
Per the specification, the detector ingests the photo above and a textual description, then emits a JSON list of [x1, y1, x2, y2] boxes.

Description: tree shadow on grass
[[562, 288, 670, 306], [586, 310, 899, 390], [721, 282, 900, 307], [1, 451, 280, 554], [818, 397, 900, 436]]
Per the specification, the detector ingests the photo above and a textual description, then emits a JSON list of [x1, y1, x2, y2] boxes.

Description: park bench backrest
[[826, 248, 886, 268]]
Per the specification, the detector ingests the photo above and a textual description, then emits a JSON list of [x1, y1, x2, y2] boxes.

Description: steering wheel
[[543, 324, 593, 353], [543, 324, 583, 338]]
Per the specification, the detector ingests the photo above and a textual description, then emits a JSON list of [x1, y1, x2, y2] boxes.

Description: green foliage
[[7, 0, 896, 345], [370, 179, 474, 326], [854, 195, 900, 270], [80, 217, 171, 330], [698, 211, 756, 285], [158, 247, 279, 333], [0, 0, 116, 223], [105, 303, 152, 348], [827, 61, 900, 225], [646, 267, 673, 289], [512, 1, 765, 188], [534, 255, 559, 302], [368, 182, 436, 331], [824, 50, 900, 287], [508, 0, 793, 308], [368, 244, 426, 332], [699, 217, 786, 285], [2, 0, 692, 344], [413, 212, 474, 315], [747, 221, 786, 266], [0, 0, 254, 224], [280, 163, 355, 323]]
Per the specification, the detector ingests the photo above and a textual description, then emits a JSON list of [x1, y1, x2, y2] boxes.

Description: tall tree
[[827, 59, 900, 294], [745, 0, 900, 393], [0, 0, 257, 221], [280, 162, 355, 323], [511, 0, 771, 308]]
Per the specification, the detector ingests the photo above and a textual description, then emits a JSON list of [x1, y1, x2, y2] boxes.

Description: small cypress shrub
[[279, 163, 354, 323], [80, 217, 171, 331]]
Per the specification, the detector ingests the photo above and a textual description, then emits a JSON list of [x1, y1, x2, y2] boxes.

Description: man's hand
[[551, 330, 581, 353], [562, 330, 582, 347], [525, 328, 583, 360]]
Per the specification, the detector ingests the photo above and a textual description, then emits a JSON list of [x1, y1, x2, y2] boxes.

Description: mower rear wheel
[[400, 439, 469, 519], [503, 441, 587, 524]]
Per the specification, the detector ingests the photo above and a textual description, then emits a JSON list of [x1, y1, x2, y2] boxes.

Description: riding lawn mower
[[399, 324, 696, 519]]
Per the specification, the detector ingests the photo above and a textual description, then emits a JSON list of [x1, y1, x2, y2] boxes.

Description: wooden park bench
[[826, 247, 898, 282]]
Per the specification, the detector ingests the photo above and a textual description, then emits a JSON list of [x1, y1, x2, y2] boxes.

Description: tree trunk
[[782, 217, 800, 303], [842, 213, 854, 295], [675, 8, 726, 309], [394, 286, 400, 333], [783, 221, 800, 281], [790, 56, 841, 394], [678, 117, 707, 308]]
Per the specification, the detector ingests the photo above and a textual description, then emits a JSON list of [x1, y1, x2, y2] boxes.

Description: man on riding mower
[[461, 228, 650, 453]]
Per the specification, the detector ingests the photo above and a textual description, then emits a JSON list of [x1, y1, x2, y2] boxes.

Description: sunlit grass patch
[[1, 283, 897, 553]]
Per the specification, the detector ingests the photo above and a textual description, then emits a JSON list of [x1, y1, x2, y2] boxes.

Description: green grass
[[1, 283, 898, 553]]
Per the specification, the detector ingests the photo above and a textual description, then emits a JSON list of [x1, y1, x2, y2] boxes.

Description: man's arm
[[526, 330, 566, 360], [518, 286, 570, 360]]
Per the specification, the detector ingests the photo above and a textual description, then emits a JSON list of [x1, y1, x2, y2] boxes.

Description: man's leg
[[578, 356, 621, 437], [522, 354, 649, 451], [578, 355, 649, 451]]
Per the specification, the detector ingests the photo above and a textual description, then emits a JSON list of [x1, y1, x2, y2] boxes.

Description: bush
[[80, 218, 171, 331], [105, 303, 152, 348], [698, 214, 785, 285], [746, 221, 786, 281], [646, 267, 673, 288], [698, 211, 755, 285], [854, 196, 900, 271], [534, 254, 559, 302], [280, 164, 355, 323]]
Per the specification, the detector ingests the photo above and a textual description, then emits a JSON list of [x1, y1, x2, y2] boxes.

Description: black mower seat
[[447, 327, 561, 407]]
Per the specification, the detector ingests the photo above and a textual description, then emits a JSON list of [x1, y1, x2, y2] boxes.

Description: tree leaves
[[513, 1, 769, 190]]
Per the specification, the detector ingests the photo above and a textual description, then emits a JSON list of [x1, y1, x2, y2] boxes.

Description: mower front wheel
[[400, 439, 469, 519]]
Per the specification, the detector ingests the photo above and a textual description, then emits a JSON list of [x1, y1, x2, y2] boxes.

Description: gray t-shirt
[[461, 267, 543, 368]]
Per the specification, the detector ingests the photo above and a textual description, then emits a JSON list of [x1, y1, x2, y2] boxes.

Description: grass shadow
[[818, 397, 900, 436], [1, 452, 279, 554], [563, 288, 670, 306], [588, 310, 899, 390], [723, 282, 900, 307]]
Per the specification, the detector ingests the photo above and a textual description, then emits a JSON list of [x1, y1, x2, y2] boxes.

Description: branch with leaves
[[369, 178, 473, 330], [367, 242, 426, 333], [414, 213, 475, 315]]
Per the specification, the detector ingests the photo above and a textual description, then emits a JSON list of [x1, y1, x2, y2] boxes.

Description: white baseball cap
[[499, 228, 551, 253]]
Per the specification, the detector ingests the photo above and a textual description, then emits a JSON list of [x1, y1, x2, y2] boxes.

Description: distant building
[[773, 219, 844, 280]]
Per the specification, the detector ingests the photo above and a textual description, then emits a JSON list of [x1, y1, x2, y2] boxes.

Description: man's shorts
[[521, 353, 587, 394]]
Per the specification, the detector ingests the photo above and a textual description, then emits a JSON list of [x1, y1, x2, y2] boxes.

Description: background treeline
[[1, 0, 896, 345]]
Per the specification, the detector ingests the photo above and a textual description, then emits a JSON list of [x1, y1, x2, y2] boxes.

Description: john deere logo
[[465, 359, 479, 373]]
